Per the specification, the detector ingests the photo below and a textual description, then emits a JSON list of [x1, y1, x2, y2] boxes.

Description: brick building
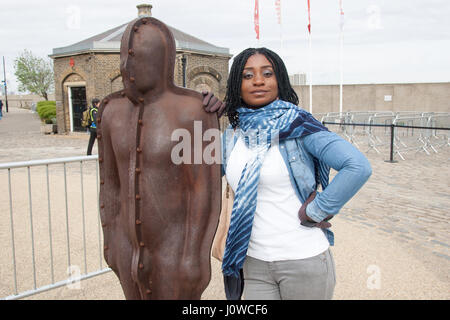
[[50, 4, 231, 133]]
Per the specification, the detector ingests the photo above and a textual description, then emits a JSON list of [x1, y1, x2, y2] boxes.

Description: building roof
[[50, 20, 230, 58]]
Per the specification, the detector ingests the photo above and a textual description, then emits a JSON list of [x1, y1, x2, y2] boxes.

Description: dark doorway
[[71, 86, 87, 132]]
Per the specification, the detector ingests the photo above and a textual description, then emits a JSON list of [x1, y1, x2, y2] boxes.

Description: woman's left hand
[[298, 191, 332, 229]]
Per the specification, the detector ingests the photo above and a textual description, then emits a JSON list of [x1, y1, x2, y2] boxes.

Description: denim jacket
[[221, 125, 372, 246]]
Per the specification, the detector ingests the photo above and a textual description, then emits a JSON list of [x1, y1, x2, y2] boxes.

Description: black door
[[71, 86, 87, 132]]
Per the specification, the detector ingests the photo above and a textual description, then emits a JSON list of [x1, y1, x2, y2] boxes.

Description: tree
[[14, 50, 54, 100]]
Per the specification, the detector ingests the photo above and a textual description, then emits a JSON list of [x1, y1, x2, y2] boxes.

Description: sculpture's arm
[[97, 101, 121, 265]]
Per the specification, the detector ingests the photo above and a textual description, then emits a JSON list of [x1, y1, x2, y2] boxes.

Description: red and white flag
[[275, 0, 282, 25], [339, 0, 344, 31], [254, 0, 260, 40], [307, 0, 311, 33]]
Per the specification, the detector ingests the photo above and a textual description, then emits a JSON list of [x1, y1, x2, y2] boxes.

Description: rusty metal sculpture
[[97, 17, 221, 299]]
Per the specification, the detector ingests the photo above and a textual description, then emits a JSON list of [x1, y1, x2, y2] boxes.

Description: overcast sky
[[1, 0, 449, 94]]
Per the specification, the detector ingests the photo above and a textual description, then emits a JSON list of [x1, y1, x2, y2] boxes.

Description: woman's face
[[240, 53, 279, 108]]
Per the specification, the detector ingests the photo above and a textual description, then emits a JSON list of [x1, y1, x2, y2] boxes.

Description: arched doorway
[[69, 86, 87, 132], [63, 73, 87, 132], [187, 66, 222, 98]]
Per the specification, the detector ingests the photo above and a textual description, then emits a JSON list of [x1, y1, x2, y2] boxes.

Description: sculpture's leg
[[105, 230, 143, 300], [118, 273, 142, 300]]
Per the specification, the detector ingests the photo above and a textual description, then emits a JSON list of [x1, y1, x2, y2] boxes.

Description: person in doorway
[[0, 99, 3, 119], [204, 47, 372, 300], [86, 98, 100, 155]]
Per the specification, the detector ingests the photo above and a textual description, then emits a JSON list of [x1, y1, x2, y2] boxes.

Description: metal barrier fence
[[0, 155, 111, 300], [318, 111, 450, 161]]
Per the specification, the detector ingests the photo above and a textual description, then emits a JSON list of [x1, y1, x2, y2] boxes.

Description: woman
[[206, 47, 372, 300]]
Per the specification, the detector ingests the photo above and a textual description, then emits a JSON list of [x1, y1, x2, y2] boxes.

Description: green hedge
[[37, 101, 56, 123]]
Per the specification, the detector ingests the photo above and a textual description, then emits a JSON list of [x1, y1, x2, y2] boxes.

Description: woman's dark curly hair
[[224, 47, 299, 128]]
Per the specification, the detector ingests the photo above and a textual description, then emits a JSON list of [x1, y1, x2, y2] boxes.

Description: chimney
[[137, 4, 152, 17]]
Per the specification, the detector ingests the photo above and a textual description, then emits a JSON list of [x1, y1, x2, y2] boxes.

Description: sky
[[1, 0, 450, 94]]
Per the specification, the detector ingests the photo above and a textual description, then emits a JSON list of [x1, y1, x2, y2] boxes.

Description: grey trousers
[[242, 249, 336, 300]]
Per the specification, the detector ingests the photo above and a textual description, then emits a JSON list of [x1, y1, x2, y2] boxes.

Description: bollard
[[385, 124, 398, 163]]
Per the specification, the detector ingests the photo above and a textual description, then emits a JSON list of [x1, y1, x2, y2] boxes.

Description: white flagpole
[[276, 0, 283, 52], [309, 34, 313, 114], [257, 4, 260, 48], [279, 16, 283, 52], [280, 26, 283, 52], [339, 0, 344, 117], [307, 0, 312, 114], [255, 0, 260, 47]]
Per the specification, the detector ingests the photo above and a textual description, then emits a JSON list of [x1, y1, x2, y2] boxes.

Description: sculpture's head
[[120, 17, 176, 104]]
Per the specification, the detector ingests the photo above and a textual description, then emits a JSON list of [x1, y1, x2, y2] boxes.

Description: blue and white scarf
[[222, 100, 330, 284]]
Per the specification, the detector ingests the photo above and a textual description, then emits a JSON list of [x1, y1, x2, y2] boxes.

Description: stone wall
[[294, 82, 450, 115], [183, 53, 229, 100], [0, 94, 55, 110], [53, 54, 91, 132], [92, 54, 121, 99]]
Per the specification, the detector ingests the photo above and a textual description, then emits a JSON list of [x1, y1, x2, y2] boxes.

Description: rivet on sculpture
[[97, 16, 221, 299]]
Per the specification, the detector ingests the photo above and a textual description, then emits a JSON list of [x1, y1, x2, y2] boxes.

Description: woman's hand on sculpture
[[202, 91, 226, 118], [298, 191, 332, 229]]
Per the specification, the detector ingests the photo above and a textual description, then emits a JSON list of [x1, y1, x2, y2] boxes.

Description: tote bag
[[212, 181, 234, 262]]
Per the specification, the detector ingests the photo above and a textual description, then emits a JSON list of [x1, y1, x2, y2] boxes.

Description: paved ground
[[0, 106, 448, 300], [0, 107, 96, 162]]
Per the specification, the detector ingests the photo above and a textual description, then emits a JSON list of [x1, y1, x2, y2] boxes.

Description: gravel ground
[[0, 106, 448, 300]]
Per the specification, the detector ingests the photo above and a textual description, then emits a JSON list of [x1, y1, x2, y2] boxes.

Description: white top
[[225, 136, 329, 262]]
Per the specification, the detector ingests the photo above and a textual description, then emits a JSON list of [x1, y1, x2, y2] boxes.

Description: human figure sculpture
[[97, 17, 221, 299]]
